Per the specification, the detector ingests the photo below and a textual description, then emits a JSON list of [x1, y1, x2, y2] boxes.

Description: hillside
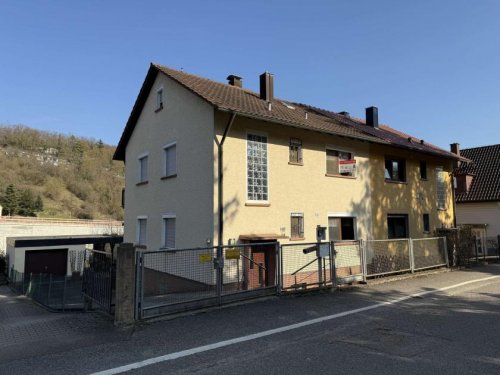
[[0, 125, 124, 220]]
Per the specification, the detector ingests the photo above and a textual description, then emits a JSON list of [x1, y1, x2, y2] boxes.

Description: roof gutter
[[216, 112, 237, 247]]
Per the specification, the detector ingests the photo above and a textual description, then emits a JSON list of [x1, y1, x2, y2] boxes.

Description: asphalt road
[[2, 264, 500, 375]]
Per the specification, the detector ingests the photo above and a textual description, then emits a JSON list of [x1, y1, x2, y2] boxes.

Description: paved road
[[2, 265, 500, 375]]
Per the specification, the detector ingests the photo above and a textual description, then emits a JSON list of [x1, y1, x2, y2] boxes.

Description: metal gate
[[136, 242, 279, 319], [280, 242, 333, 291], [332, 240, 364, 284], [82, 249, 114, 313]]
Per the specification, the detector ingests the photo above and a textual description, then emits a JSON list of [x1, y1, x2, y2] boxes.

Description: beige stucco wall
[[123, 73, 215, 250], [368, 144, 455, 239], [215, 113, 455, 245], [456, 201, 500, 237], [215, 113, 373, 245]]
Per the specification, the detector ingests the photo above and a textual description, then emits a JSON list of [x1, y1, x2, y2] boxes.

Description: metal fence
[[332, 240, 363, 284], [136, 242, 279, 319], [8, 268, 83, 310], [280, 242, 332, 291], [485, 236, 500, 260], [82, 249, 115, 313], [412, 237, 448, 271]]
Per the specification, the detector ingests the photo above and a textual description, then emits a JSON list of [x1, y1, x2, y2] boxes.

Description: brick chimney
[[366, 106, 379, 128], [259, 72, 274, 102], [450, 143, 460, 169], [227, 75, 242, 88]]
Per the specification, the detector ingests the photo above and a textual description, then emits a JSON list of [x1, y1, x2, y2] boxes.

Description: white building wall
[[456, 202, 500, 236], [0, 217, 123, 255]]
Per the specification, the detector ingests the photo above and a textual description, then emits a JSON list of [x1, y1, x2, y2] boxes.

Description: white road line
[[91, 275, 500, 375]]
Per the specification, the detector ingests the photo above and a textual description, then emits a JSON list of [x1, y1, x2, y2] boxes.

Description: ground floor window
[[328, 217, 356, 241], [422, 213, 430, 233], [162, 215, 176, 248], [137, 217, 147, 246], [387, 214, 408, 239], [290, 212, 304, 239]]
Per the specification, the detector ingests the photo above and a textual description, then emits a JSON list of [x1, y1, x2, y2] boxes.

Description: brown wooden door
[[25, 249, 68, 276], [247, 244, 276, 289]]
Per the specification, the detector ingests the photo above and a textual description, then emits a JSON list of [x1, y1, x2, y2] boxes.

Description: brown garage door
[[25, 249, 68, 276]]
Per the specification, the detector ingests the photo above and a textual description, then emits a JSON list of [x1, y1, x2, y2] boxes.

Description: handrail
[[240, 253, 266, 271], [291, 257, 318, 276]]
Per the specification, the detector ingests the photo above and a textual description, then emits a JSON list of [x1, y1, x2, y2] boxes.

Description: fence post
[[443, 237, 449, 267], [48, 273, 52, 306], [361, 240, 368, 283], [134, 251, 142, 320], [115, 243, 136, 325], [62, 275, 67, 311], [275, 242, 281, 295], [409, 239, 415, 273], [331, 241, 337, 288], [474, 236, 478, 263], [498, 235, 500, 261]]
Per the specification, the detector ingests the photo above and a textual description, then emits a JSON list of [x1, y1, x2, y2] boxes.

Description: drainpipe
[[217, 112, 237, 247]]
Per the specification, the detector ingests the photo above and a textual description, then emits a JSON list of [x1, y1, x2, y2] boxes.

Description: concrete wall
[[123, 73, 215, 250], [456, 201, 500, 237], [0, 217, 123, 255]]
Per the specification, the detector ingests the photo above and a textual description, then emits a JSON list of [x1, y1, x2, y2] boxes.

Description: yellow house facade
[[114, 64, 458, 252]]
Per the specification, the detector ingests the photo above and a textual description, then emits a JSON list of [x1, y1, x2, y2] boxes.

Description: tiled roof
[[114, 63, 462, 161], [455, 144, 500, 203]]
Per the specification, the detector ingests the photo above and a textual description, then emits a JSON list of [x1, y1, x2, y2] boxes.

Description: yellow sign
[[225, 248, 240, 260], [198, 253, 212, 263]]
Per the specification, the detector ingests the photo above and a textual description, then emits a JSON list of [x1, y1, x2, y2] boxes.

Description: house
[[451, 143, 500, 255], [114, 63, 462, 262]]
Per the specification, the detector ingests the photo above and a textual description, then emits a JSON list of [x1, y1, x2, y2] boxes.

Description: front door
[[246, 243, 276, 289]]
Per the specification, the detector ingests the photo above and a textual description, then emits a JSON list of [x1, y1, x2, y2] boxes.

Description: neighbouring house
[[114, 63, 462, 261], [451, 143, 500, 255]]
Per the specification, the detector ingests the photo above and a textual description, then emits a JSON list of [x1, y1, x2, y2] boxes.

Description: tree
[[17, 189, 36, 217], [2, 184, 19, 216], [34, 195, 44, 213]]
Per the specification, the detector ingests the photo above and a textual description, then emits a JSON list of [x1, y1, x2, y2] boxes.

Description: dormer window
[[156, 88, 163, 111]]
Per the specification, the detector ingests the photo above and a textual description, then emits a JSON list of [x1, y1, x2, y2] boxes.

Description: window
[[387, 214, 408, 239], [328, 217, 356, 241], [289, 138, 303, 164], [290, 212, 304, 239], [326, 149, 355, 177], [420, 161, 427, 180], [436, 166, 446, 210], [156, 88, 163, 111], [247, 133, 268, 201], [385, 157, 406, 182], [163, 143, 177, 178], [162, 215, 176, 248], [137, 217, 147, 246], [138, 154, 148, 183], [423, 213, 430, 233]]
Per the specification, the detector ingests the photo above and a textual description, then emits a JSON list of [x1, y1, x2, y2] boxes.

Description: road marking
[[92, 275, 500, 375]]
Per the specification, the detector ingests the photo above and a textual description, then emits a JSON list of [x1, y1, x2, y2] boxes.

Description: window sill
[[161, 174, 177, 180], [420, 178, 428, 181], [325, 174, 356, 179], [290, 237, 305, 241], [384, 179, 407, 185], [154, 105, 163, 113], [288, 161, 303, 166], [135, 245, 147, 249], [136, 181, 149, 186], [245, 202, 271, 207]]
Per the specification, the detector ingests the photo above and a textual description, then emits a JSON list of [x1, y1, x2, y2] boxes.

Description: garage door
[[25, 249, 68, 276]]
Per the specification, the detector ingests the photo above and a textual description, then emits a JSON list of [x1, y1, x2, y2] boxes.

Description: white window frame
[[136, 216, 148, 247], [161, 213, 176, 249], [162, 141, 177, 178], [325, 145, 356, 177], [246, 130, 269, 203], [156, 87, 164, 111], [137, 152, 149, 183]]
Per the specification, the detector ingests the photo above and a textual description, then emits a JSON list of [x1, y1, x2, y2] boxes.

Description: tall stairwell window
[[436, 166, 446, 210], [247, 133, 268, 202]]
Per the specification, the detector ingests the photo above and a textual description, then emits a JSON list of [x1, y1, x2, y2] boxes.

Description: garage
[[25, 248, 68, 276]]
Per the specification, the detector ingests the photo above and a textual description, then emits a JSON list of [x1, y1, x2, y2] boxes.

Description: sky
[[1, 0, 499, 150]]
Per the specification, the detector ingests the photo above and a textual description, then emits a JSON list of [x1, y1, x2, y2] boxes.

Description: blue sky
[[1, 0, 499, 150]]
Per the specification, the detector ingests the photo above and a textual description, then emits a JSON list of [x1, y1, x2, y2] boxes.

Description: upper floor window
[[290, 212, 304, 239], [385, 157, 406, 182], [436, 166, 446, 210], [163, 143, 177, 178], [156, 88, 163, 111], [138, 154, 148, 184], [289, 138, 303, 164], [329, 217, 356, 241], [162, 215, 176, 248], [137, 217, 147, 246], [420, 161, 428, 180], [326, 149, 355, 177], [247, 133, 268, 201]]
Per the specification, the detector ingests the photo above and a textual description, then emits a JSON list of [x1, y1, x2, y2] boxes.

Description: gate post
[[115, 243, 136, 325]]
